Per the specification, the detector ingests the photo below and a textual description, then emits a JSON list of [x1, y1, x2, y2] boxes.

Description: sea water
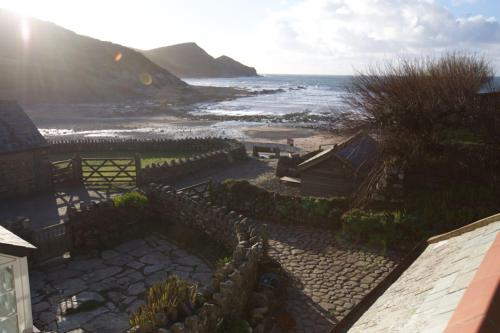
[[185, 74, 352, 117]]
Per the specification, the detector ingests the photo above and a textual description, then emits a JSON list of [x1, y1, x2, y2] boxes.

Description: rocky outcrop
[[143, 42, 258, 78]]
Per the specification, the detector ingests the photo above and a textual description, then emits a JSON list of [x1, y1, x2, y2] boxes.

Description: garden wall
[[141, 143, 247, 185], [209, 180, 349, 228], [47, 137, 237, 154], [126, 184, 266, 332], [20, 184, 266, 333]]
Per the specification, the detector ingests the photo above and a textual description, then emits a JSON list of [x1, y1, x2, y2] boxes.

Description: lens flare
[[115, 52, 123, 62], [21, 19, 30, 43], [139, 72, 153, 86]]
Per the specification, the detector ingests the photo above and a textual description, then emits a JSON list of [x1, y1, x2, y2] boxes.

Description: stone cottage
[[297, 132, 379, 197], [0, 101, 51, 198]]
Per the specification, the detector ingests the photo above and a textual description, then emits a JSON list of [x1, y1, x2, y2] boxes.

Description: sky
[[0, 0, 499, 75]]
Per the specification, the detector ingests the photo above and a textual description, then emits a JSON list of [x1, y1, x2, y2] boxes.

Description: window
[[0, 264, 19, 333], [0, 256, 32, 333]]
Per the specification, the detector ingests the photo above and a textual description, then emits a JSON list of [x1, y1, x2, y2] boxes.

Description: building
[[0, 101, 51, 198], [297, 132, 379, 197], [0, 225, 36, 333], [339, 213, 500, 333]]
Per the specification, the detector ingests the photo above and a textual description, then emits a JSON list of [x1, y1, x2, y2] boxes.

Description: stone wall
[[141, 144, 247, 185], [0, 149, 52, 199], [48, 137, 237, 155], [67, 201, 153, 254], [135, 184, 266, 332], [208, 180, 349, 228]]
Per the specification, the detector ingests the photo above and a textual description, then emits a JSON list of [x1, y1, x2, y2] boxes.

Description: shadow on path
[[0, 185, 128, 230]]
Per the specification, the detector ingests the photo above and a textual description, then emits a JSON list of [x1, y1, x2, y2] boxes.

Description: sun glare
[[21, 19, 30, 43]]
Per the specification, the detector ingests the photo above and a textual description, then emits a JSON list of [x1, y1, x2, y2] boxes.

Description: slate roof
[[0, 100, 47, 154], [298, 132, 378, 173], [349, 214, 500, 333], [0, 226, 36, 257]]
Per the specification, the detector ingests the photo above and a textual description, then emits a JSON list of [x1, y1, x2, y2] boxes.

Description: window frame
[[0, 254, 33, 333]]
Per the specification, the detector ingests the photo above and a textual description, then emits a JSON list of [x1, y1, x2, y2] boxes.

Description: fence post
[[135, 153, 142, 186], [72, 153, 83, 185]]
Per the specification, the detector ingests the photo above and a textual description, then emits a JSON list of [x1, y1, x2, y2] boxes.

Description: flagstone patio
[[30, 234, 213, 333]]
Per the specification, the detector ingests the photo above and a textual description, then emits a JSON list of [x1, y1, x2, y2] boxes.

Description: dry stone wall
[[24, 184, 266, 333], [47, 137, 237, 154], [141, 144, 246, 185], [136, 184, 266, 333]]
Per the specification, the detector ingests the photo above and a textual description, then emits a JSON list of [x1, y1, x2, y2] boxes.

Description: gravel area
[[175, 157, 300, 196]]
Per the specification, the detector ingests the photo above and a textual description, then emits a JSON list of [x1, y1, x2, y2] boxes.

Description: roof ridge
[[428, 212, 500, 243]]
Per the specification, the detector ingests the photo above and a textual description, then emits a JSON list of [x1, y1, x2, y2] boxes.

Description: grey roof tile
[[0, 100, 47, 154]]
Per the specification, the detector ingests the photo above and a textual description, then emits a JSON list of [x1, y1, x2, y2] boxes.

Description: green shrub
[[342, 209, 422, 251], [407, 185, 500, 233], [216, 255, 232, 269], [113, 191, 148, 210], [210, 180, 347, 228], [129, 276, 199, 331], [216, 314, 251, 333]]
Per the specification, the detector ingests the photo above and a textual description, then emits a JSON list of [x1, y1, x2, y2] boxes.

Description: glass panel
[[0, 316, 19, 333], [0, 267, 14, 294], [0, 265, 19, 333]]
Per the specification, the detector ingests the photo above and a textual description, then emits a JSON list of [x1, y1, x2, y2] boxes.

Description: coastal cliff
[[143, 42, 258, 78], [0, 11, 240, 104]]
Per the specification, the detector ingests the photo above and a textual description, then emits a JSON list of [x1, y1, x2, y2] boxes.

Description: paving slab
[[30, 234, 213, 332]]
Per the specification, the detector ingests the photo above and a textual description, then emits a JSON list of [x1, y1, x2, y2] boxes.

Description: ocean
[[184, 74, 352, 117], [39, 74, 498, 140]]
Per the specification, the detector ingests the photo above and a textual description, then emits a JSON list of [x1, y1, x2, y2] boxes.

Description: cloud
[[259, 0, 500, 74]]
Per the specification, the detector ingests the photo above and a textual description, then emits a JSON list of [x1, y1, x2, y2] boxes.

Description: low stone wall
[[21, 183, 266, 332], [67, 201, 153, 254], [141, 143, 247, 185], [47, 137, 236, 154], [138, 184, 266, 332], [209, 180, 349, 228]]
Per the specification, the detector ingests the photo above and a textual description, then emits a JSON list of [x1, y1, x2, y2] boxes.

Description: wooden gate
[[81, 156, 140, 186], [51, 159, 74, 185]]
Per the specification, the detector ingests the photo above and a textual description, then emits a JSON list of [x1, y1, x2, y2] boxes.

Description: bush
[[346, 53, 495, 158], [129, 276, 200, 332], [210, 180, 348, 228], [406, 184, 500, 233], [342, 209, 422, 251], [113, 191, 148, 210], [216, 314, 251, 333]]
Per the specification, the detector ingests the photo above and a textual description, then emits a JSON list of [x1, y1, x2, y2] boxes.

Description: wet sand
[[242, 126, 346, 152], [27, 101, 348, 154]]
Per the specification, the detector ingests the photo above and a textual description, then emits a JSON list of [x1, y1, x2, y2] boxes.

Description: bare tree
[[345, 53, 494, 157]]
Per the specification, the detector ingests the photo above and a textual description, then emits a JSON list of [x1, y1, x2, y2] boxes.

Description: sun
[[21, 19, 30, 42]]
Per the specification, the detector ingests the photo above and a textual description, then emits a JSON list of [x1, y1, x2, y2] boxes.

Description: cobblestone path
[[30, 235, 212, 333], [267, 224, 400, 333]]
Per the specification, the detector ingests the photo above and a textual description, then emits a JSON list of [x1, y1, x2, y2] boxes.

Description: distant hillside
[[0, 10, 189, 103], [143, 43, 258, 78]]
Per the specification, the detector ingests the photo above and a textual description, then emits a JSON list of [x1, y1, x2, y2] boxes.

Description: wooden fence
[[32, 223, 71, 264], [177, 180, 212, 201]]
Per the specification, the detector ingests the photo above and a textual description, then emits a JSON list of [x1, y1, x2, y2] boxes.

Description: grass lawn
[[49, 151, 192, 168]]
